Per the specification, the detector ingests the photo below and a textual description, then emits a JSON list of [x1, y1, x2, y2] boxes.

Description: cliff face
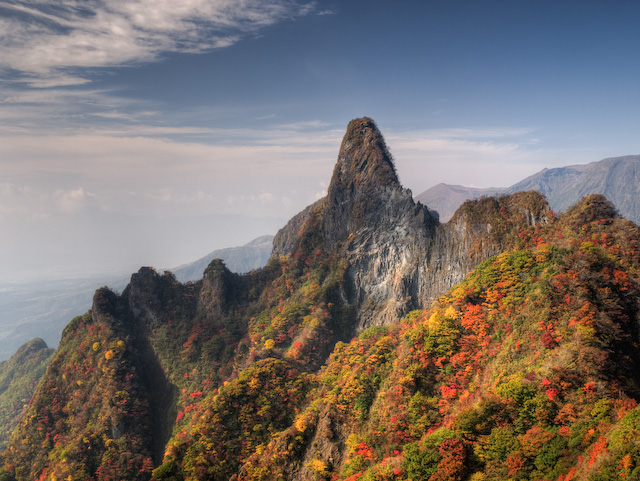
[[422, 190, 550, 305], [323, 117, 418, 244], [284, 117, 551, 330], [320, 118, 439, 328]]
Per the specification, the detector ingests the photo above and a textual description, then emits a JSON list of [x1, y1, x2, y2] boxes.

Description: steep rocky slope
[[2, 119, 640, 481], [319, 118, 549, 330]]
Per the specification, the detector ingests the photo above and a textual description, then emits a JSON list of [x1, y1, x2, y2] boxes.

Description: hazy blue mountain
[[504, 155, 640, 222], [415, 155, 640, 224], [414, 183, 505, 222], [170, 235, 274, 283]]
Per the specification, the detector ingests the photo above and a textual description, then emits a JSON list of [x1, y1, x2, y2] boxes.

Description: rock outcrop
[[276, 117, 550, 331], [197, 259, 244, 318], [321, 117, 439, 327]]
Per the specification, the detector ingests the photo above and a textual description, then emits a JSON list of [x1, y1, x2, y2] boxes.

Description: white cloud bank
[[0, 0, 314, 87]]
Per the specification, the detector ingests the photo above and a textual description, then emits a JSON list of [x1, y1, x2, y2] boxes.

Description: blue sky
[[1, 0, 639, 281]]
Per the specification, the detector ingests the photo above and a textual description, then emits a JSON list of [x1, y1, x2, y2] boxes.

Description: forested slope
[[2, 119, 640, 481]]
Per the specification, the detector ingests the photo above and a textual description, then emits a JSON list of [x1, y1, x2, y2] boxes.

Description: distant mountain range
[[171, 234, 274, 283], [416, 154, 640, 223], [414, 184, 504, 223]]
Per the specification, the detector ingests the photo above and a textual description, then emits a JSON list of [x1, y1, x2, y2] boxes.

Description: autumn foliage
[[2, 194, 640, 481]]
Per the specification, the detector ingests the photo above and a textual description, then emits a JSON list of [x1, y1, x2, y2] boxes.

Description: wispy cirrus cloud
[[0, 0, 316, 87]]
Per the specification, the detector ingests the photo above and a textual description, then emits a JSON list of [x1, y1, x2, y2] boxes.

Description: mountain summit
[[324, 117, 409, 245], [329, 117, 399, 191], [321, 118, 440, 325]]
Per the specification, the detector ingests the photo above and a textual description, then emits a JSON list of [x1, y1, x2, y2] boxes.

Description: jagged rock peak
[[92, 286, 120, 317], [320, 118, 440, 328], [329, 117, 399, 192], [122, 267, 173, 327], [324, 117, 421, 246], [199, 258, 244, 318]]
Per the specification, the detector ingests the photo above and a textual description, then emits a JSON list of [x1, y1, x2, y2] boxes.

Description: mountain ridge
[[2, 119, 640, 481], [0, 235, 275, 362], [416, 154, 640, 224]]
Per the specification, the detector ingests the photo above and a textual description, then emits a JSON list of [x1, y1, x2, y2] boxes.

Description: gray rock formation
[[322, 118, 440, 327], [123, 267, 171, 327], [277, 117, 550, 332], [197, 259, 243, 319]]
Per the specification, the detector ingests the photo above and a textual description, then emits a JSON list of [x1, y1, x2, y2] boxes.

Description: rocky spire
[[323, 117, 421, 246], [329, 117, 399, 191], [275, 117, 548, 332], [319, 118, 439, 327]]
